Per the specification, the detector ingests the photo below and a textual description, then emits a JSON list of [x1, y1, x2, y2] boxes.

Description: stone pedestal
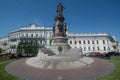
[[48, 37, 70, 55]]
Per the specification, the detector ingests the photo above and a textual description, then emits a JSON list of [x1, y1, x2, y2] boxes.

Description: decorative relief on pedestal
[[58, 45, 62, 55]]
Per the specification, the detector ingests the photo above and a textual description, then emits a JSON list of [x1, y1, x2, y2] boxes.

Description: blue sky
[[0, 0, 120, 41]]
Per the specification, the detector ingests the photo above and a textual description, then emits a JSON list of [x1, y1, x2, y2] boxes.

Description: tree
[[0, 48, 2, 53], [32, 41, 39, 56], [17, 41, 24, 53], [17, 41, 39, 57]]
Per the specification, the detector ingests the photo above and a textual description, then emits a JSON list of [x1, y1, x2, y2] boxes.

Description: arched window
[[104, 47, 106, 51], [97, 47, 99, 51], [79, 41, 81, 44], [103, 40, 105, 44], [70, 41, 72, 44], [88, 47, 90, 50], [31, 34, 33, 38], [97, 40, 99, 44], [88, 41, 90, 44], [83, 41, 86, 44], [36, 34, 38, 37], [75, 41, 77, 44]]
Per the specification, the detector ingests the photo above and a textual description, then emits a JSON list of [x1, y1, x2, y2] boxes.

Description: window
[[75, 41, 77, 44], [31, 34, 33, 38], [36, 34, 38, 37], [97, 47, 99, 51], [92, 41, 94, 44], [93, 47, 95, 51], [88, 47, 90, 50], [97, 40, 99, 44], [70, 41, 72, 44], [104, 47, 106, 51], [40, 41, 42, 44], [103, 40, 105, 44], [79, 41, 81, 44], [83, 41, 86, 44], [87, 41, 89, 44]]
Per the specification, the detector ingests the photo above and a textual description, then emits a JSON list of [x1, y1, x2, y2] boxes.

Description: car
[[0, 53, 7, 58], [7, 53, 15, 58], [92, 52, 101, 56], [104, 52, 120, 57], [85, 53, 95, 57], [85, 52, 101, 57]]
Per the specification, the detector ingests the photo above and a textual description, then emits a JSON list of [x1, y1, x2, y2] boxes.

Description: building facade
[[0, 24, 119, 54], [8, 24, 53, 53], [68, 33, 117, 54], [118, 43, 120, 52], [0, 36, 9, 53]]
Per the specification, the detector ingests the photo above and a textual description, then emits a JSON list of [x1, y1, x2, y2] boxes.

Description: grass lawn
[[0, 58, 9, 62], [0, 58, 22, 80], [94, 56, 120, 80]]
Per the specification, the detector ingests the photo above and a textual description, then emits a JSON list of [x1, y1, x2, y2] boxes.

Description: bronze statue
[[57, 3, 63, 15]]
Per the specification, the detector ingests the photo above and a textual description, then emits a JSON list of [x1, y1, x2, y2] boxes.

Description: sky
[[0, 0, 120, 41]]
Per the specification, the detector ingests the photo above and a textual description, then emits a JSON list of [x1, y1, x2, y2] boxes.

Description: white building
[[0, 36, 9, 53], [8, 24, 53, 53], [118, 43, 120, 52], [68, 33, 117, 54], [0, 24, 119, 54]]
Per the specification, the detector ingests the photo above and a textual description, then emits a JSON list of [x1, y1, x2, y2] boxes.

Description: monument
[[26, 3, 94, 69], [6, 3, 114, 80], [49, 2, 70, 55]]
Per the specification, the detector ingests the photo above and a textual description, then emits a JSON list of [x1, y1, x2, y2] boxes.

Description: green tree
[[0, 48, 2, 53], [32, 41, 39, 56], [28, 41, 39, 56], [17, 41, 39, 56], [17, 41, 24, 54]]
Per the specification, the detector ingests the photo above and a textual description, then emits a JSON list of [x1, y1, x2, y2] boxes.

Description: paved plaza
[[6, 58, 114, 80]]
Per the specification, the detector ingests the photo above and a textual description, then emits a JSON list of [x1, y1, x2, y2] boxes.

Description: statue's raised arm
[[57, 3, 63, 14]]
